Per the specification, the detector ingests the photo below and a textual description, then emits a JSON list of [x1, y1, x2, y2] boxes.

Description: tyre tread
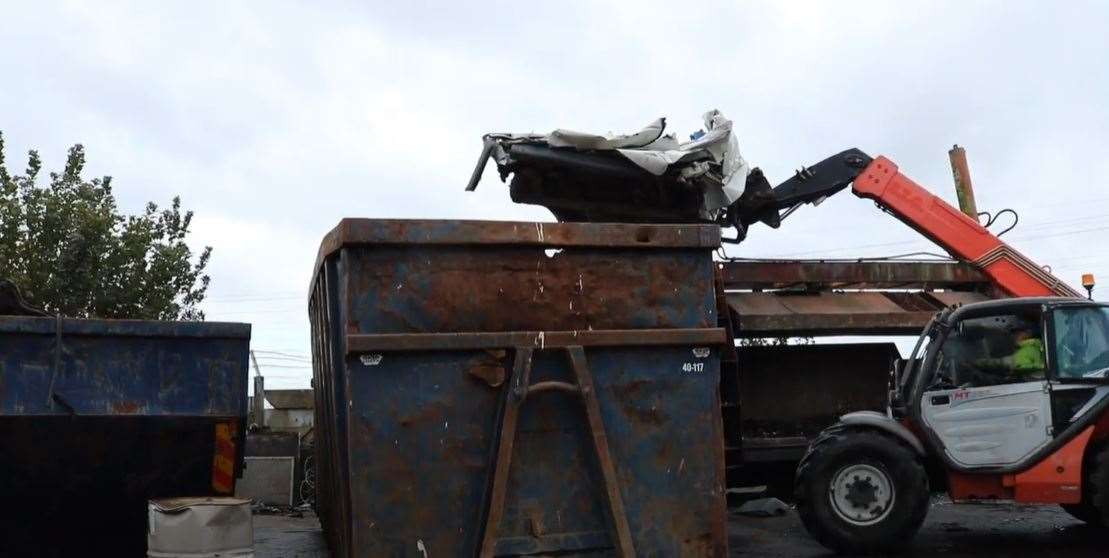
[[1088, 442, 1109, 525], [795, 427, 929, 554]]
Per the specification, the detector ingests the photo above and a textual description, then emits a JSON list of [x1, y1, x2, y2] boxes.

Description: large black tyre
[[1064, 442, 1109, 526], [1060, 503, 1101, 525], [795, 427, 930, 554]]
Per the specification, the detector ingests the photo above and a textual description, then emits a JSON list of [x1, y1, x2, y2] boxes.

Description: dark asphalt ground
[[728, 497, 1105, 557], [255, 499, 1106, 557]]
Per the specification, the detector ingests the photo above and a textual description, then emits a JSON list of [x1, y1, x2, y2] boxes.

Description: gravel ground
[[255, 499, 1106, 557], [254, 512, 328, 558]]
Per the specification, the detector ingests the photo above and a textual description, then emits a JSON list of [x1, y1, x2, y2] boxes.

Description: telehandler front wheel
[[1063, 442, 1109, 526], [795, 428, 930, 555], [1060, 503, 1101, 525]]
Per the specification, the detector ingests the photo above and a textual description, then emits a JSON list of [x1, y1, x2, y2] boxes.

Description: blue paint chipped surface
[[0, 316, 250, 417], [310, 219, 728, 556]]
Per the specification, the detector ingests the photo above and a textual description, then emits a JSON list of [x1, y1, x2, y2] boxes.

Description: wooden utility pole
[[948, 144, 978, 218], [250, 350, 265, 428]]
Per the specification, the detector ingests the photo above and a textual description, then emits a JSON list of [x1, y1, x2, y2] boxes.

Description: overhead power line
[[253, 350, 311, 359], [773, 219, 1109, 259], [253, 352, 310, 360]]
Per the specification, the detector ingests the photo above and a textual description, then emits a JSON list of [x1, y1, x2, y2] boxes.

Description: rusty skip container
[[0, 317, 250, 556], [309, 219, 728, 557]]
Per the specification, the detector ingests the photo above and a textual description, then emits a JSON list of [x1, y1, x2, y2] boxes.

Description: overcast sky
[[3, 2, 1109, 388]]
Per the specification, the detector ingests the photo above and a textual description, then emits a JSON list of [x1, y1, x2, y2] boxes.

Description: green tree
[[0, 132, 211, 320]]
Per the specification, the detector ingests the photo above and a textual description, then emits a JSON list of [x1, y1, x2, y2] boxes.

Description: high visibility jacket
[[1012, 338, 1046, 375]]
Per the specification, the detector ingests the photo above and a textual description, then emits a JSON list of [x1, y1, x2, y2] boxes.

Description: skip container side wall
[[309, 219, 729, 557]]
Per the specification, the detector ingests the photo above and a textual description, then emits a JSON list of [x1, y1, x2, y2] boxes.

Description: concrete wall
[[264, 408, 313, 437], [236, 456, 296, 506]]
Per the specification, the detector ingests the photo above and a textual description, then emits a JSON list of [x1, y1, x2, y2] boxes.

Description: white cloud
[[3, 1, 1109, 387]]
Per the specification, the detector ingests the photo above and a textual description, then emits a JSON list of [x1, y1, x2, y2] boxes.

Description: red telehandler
[[761, 150, 1109, 554]]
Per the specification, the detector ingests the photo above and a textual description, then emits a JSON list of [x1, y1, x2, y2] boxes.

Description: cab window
[[1052, 306, 1109, 379], [935, 312, 1045, 388]]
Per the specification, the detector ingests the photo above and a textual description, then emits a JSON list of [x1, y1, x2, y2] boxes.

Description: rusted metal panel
[[714, 269, 742, 456], [329, 225, 717, 335], [719, 260, 989, 290], [727, 291, 941, 336], [311, 219, 728, 557], [313, 218, 721, 281], [882, 290, 949, 311], [720, 260, 995, 337], [738, 343, 899, 442], [735, 311, 935, 337], [925, 290, 992, 308], [724, 342, 906, 498]]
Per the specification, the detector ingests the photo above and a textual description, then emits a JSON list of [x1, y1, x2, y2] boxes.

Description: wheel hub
[[845, 475, 879, 509], [829, 463, 895, 526]]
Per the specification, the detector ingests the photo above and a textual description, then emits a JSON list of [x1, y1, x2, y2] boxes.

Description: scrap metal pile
[[0, 279, 47, 316], [467, 110, 795, 240]]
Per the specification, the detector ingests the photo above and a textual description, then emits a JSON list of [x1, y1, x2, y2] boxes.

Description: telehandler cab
[[796, 297, 1109, 553]]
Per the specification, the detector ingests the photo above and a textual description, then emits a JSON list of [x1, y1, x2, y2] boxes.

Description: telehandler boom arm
[[754, 149, 1081, 298]]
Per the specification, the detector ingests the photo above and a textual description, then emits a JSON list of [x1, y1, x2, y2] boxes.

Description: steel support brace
[[478, 346, 636, 558]]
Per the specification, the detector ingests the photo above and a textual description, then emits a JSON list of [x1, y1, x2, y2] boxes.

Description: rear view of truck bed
[[0, 316, 250, 556]]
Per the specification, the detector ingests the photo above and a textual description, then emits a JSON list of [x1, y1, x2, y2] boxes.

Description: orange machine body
[[945, 427, 1093, 504], [852, 156, 1080, 299]]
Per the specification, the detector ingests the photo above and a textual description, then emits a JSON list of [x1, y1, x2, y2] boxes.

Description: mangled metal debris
[[0, 279, 47, 316], [467, 110, 777, 229]]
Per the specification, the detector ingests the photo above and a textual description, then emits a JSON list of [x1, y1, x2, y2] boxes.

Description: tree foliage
[[0, 132, 211, 320]]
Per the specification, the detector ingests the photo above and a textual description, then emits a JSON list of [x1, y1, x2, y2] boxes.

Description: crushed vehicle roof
[[467, 110, 754, 223]]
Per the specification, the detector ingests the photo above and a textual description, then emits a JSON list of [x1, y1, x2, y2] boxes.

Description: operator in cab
[[975, 323, 1046, 381]]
